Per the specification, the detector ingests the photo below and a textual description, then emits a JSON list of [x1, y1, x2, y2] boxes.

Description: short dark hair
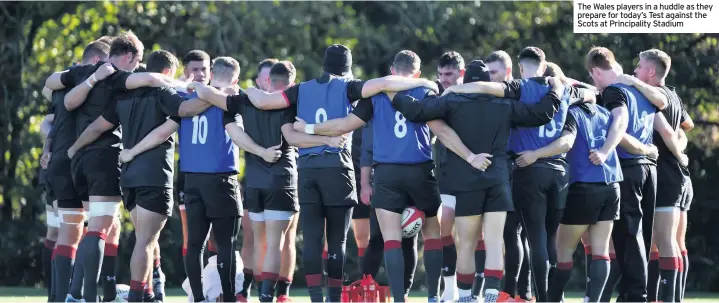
[[586, 46, 617, 71], [257, 58, 279, 74], [438, 51, 465, 70], [485, 50, 512, 68], [182, 50, 210, 66], [393, 50, 421, 75], [134, 63, 147, 73], [211, 56, 241, 82], [270, 61, 297, 86], [146, 50, 179, 73], [96, 36, 115, 46], [109, 31, 143, 58], [81, 41, 110, 62], [517, 46, 546, 65]]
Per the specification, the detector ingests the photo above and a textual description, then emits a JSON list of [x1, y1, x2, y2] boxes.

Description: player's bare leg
[[277, 213, 299, 302], [454, 215, 482, 302], [676, 211, 689, 301], [654, 207, 681, 302], [351, 218, 370, 268], [100, 217, 121, 301], [127, 207, 167, 302], [481, 212, 507, 302], [82, 197, 122, 302]]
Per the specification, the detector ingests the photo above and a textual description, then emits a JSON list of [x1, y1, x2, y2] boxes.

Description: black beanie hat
[[463, 60, 491, 83], [323, 44, 352, 76]]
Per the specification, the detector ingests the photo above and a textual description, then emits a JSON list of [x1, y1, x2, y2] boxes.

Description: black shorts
[[512, 166, 569, 213], [656, 172, 682, 208], [184, 173, 243, 218], [298, 167, 357, 207], [47, 153, 83, 209], [562, 182, 620, 225], [371, 162, 441, 218], [70, 148, 121, 200], [245, 187, 299, 214], [680, 176, 693, 211], [122, 187, 173, 217], [455, 182, 513, 217]]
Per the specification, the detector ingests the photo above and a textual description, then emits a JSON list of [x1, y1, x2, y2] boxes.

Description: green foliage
[[1, 1, 718, 292]]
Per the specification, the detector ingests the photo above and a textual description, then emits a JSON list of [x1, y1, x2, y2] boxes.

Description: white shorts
[[248, 210, 295, 222], [441, 194, 456, 210]]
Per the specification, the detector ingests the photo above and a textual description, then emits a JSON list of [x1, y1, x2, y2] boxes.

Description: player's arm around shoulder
[[614, 74, 667, 110], [120, 118, 180, 163], [281, 123, 344, 149], [441, 80, 507, 97], [359, 76, 438, 98], [427, 119, 473, 161]]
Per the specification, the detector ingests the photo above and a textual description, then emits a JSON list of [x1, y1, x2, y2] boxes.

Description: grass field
[[2, 287, 718, 302]]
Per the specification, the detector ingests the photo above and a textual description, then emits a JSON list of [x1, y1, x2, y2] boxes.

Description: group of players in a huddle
[[37, 30, 694, 303]]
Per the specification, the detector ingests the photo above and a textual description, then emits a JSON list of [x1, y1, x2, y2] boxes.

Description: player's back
[[49, 88, 77, 153], [179, 94, 238, 174], [296, 78, 353, 157], [609, 83, 656, 160], [566, 103, 623, 185]]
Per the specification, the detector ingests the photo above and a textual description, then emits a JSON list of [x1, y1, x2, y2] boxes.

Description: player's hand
[[614, 74, 638, 86], [93, 62, 116, 81], [515, 150, 539, 168], [223, 85, 240, 95], [119, 149, 135, 163], [360, 183, 373, 205], [326, 135, 347, 148], [548, 76, 566, 97], [67, 147, 77, 160], [678, 153, 689, 167], [262, 144, 282, 163], [424, 79, 440, 94], [40, 152, 51, 169], [646, 144, 659, 160], [293, 117, 308, 133], [468, 153, 493, 171], [187, 80, 206, 92], [589, 149, 608, 165]]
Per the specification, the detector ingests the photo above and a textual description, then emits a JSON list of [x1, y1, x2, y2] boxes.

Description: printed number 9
[[315, 108, 327, 123], [394, 111, 407, 138], [538, 120, 557, 138], [192, 115, 208, 144]]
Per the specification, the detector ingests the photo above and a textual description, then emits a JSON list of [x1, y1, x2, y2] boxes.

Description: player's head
[[390, 50, 421, 78], [95, 35, 115, 46], [437, 51, 465, 89], [485, 50, 513, 82], [517, 46, 546, 79], [269, 61, 297, 93], [586, 46, 620, 90], [256, 58, 279, 91], [182, 50, 211, 84], [462, 60, 491, 84], [108, 30, 144, 72], [81, 41, 110, 65], [146, 50, 179, 77], [210, 56, 241, 89], [323, 44, 352, 77], [635, 48, 671, 85]]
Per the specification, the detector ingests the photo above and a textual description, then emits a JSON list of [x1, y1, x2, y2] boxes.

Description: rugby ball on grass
[[401, 206, 425, 238]]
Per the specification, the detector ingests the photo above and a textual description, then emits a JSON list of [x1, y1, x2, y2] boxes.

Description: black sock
[[675, 257, 684, 303], [240, 269, 254, 298], [648, 253, 660, 302], [682, 251, 689, 301], [424, 239, 442, 299], [128, 280, 145, 302], [43, 240, 55, 302], [51, 255, 58, 302], [457, 272, 474, 298], [55, 246, 77, 302], [472, 241, 486, 297], [659, 257, 678, 303], [402, 236, 418, 295], [584, 245, 592, 300], [548, 262, 573, 302], [260, 273, 278, 302], [82, 231, 106, 302], [588, 257, 610, 302], [441, 236, 457, 278], [600, 254, 620, 302], [384, 241, 406, 302], [69, 240, 86, 299], [101, 243, 118, 301], [483, 270, 503, 295], [276, 278, 292, 297]]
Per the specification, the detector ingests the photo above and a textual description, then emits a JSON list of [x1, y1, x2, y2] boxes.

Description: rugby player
[[240, 44, 438, 302], [42, 40, 110, 303], [614, 49, 691, 302], [292, 50, 457, 302], [398, 61, 566, 302], [45, 31, 183, 302], [190, 60, 329, 303], [68, 50, 211, 302], [485, 49, 533, 303], [676, 112, 693, 302], [39, 99, 57, 303], [434, 51, 465, 302]]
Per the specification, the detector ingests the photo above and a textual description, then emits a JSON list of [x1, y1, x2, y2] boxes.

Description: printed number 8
[[394, 111, 407, 138], [315, 108, 327, 123]]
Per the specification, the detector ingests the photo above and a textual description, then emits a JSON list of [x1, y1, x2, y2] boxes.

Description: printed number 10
[[192, 115, 208, 144]]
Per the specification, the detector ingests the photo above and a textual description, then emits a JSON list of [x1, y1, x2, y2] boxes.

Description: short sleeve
[[223, 111, 241, 127], [226, 93, 250, 116], [502, 79, 524, 99], [60, 64, 96, 87], [346, 79, 367, 101], [360, 121, 373, 167], [158, 88, 184, 118], [108, 70, 133, 92], [563, 112, 578, 135], [101, 104, 120, 126], [351, 98, 374, 122], [681, 108, 690, 123], [600, 86, 627, 111], [282, 84, 300, 106], [281, 105, 297, 126]]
